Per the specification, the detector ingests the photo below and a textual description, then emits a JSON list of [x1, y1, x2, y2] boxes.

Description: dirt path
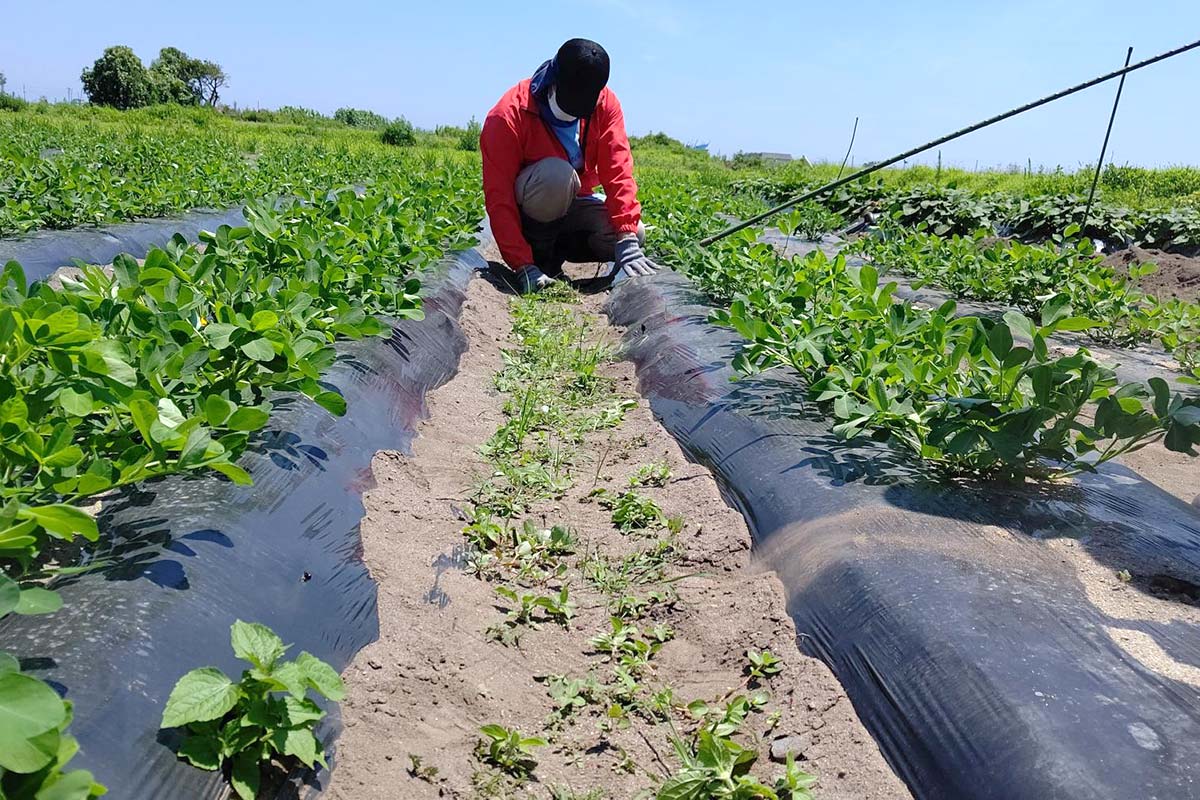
[[327, 264, 909, 799]]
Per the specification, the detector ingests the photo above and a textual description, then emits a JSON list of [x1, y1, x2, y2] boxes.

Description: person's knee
[[515, 158, 581, 223]]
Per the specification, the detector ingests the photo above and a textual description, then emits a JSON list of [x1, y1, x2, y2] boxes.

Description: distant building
[[747, 152, 793, 165]]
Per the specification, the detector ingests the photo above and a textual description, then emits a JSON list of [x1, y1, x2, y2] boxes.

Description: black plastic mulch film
[[0, 216, 484, 797], [606, 270, 1200, 800], [0, 207, 251, 282]]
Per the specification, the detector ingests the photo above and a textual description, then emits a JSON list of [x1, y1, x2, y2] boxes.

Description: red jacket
[[481, 79, 641, 270]]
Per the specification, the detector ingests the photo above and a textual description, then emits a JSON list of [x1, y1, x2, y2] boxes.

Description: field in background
[[5, 102, 1200, 242]]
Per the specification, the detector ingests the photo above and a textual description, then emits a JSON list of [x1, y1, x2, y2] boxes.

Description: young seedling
[[160, 620, 345, 800], [662, 693, 816, 799], [541, 673, 600, 726], [490, 585, 577, 645], [629, 460, 672, 488], [407, 753, 439, 782], [475, 724, 546, 780], [746, 649, 784, 680], [593, 489, 667, 533], [609, 587, 679, 621], [590, 617, 674, 675]]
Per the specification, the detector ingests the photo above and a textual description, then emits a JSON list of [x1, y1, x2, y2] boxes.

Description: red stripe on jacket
[[481, 78, 642, 270]]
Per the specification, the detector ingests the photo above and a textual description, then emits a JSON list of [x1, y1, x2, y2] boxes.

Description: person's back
[[480, 38, 658, 293]]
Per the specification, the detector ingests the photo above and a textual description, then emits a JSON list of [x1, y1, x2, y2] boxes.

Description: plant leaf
[[226, 408, 269, 432], [15, 587, 63, 616], [240, 338, 276, 362], [19, 505, 99, 543], [230, 620, 287, 671], [272, 726, 323, 769], [656, 771, 712, 800], [313, 391, 347, 416], [177, 732, 222, 771], [161, 668, 238, 728], [295, 652, 345, 701], [230, 751, 262, 800]]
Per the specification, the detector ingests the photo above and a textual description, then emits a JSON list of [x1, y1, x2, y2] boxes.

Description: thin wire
[[836, 117, 860, 181], [1081, 47, 1134, 232], [700, 36, 1200, 246]]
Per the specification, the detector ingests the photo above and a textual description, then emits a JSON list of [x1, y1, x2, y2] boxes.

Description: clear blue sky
[[2, 0, 1198, 168]]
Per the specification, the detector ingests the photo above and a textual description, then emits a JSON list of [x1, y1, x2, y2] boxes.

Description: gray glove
[[613, 236, 658, 283], [514, 264, 556, 294]]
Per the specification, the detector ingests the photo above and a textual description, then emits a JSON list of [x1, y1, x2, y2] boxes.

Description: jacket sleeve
[[481, 109, 533, 270], [593, 93, 642, 235]]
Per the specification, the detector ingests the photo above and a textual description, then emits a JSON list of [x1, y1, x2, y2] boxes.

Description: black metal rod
[[1081, 47, 1133, 230], [836, 116, 859, 181], [700, 36, 1200, 246]]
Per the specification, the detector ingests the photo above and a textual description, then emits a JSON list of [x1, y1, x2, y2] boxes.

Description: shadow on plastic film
[[606, 268, 1200, 800]]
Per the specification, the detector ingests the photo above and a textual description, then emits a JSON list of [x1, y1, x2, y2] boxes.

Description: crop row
[[0, 113, 479, 237], [854, 225, 1200, 381], [732, 177, 1200, 252], [1, 168, 482, 794], [641, 179, 1200, 482]]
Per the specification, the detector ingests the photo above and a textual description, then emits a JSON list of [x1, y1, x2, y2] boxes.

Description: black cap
[[554, 38, 610, 117]]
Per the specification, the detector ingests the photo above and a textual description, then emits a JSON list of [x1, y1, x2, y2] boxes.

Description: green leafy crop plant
[[592, 489, 668, 533], [475, 724, 546, 781], [0, 177, 481, 573], [856, 224, 1200, 370], [657, 693, 816, 800], [0, 574, 106, 799], [708, 243, 1200, 481], [160, 621, 345, 800], [0, 108, 483, 237]]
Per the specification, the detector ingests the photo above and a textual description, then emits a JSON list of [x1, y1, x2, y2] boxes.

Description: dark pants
[[516, 158, 645, 276]]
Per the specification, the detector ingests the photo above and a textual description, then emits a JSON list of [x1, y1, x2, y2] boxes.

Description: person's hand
[[613, 236, 659, 284], [514, 264, 557, 294]]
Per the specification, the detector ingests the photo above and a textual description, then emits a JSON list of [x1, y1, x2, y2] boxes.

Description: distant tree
[[334, 107, 389, 129], [0, 71, 7, 93], [149, 48, 227, 106], [80, 46, 152, 109], [149, 47, 200, 105], [380, 118, 416, 147], [193, 61, 227, 107]]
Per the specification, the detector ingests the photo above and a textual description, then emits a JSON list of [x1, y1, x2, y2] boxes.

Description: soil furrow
[[328, 261, 909, 799]]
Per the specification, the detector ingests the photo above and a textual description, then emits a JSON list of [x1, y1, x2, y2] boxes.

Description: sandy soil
[[1104, 245, 1200, 303], [327, 264, 909, 799]]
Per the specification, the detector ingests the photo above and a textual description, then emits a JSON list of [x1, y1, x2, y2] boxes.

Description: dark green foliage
[[458, 117, 482, 151], [80, 46, 152, 110], [380, 117, 416, 147], [333, 107, 389, 129], [0, 94, 27, 112], [149, 47, 201, 105]]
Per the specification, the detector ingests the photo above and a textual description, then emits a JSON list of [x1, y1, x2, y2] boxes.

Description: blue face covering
[[531, 58, 584, 170]]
